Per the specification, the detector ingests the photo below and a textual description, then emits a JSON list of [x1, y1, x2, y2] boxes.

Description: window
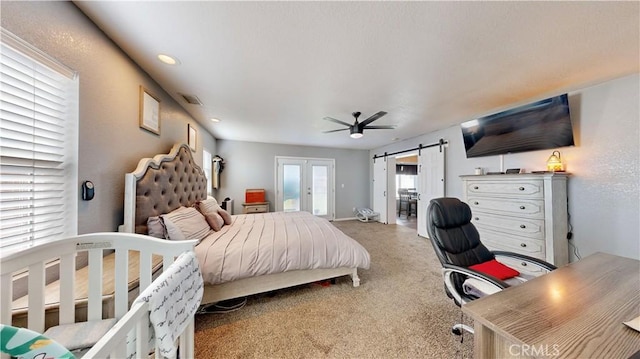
[[396, 175, 417, 197], [202, 149, 212, 196], [1, 29, 79, 249]]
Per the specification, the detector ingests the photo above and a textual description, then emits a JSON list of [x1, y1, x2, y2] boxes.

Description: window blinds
[[0, 29, 78, 248]]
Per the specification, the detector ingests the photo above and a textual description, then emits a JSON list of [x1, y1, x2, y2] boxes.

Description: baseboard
[[332, 217, 358, 222]]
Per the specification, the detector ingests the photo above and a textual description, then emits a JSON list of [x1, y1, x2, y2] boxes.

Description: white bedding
[[195, 211, 370, 285]]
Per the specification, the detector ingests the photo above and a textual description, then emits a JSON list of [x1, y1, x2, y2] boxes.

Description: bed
[[120, 143, 370, 307], [1, 232, 201, 358]]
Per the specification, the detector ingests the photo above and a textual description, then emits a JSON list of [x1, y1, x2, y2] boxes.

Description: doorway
[[373, 143, 445, 237], [275, 157, 335, 220], [396, 153, 419, 230]]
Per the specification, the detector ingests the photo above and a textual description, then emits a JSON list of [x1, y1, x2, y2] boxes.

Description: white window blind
[[1, 29, 79, 248]]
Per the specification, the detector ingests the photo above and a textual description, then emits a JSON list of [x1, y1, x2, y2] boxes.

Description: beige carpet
[[194, 220, 474, 358]]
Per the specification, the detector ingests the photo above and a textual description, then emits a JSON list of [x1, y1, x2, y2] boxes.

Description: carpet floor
[[194, 220, 474, 358]]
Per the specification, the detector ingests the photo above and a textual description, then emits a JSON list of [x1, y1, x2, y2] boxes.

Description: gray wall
[[3, 2, 638, 261], [372, 74, 640, 261], [1, 1, 217, 234], [216, 140, 370, 219]]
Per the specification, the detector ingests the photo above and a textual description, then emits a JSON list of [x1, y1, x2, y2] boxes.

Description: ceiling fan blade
[[323, 128, 350, 133], [323, 117, 352, 127], [363, 125, 396, 130], [359, 111, 388, 127]]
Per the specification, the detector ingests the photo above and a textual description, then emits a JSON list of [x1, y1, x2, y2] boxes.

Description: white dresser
[[461, 173, 569, 275]]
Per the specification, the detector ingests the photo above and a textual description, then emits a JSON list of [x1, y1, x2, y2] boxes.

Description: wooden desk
[[463, 252, 640, 358]]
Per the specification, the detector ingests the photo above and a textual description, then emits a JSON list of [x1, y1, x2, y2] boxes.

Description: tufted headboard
[[121, 143, 208, 234]]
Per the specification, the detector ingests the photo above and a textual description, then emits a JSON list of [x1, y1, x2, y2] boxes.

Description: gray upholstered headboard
[[121, 143, 208, 234]]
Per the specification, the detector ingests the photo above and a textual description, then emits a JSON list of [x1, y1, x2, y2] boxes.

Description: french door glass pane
[[312, 165, 327, 216], [283, 164, 300, 212]]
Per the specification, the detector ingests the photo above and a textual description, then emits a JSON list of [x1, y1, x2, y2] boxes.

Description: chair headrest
[[428, 197, 472, 229]]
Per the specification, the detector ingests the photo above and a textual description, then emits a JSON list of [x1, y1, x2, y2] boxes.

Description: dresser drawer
[[496, 256, 548, 277], [465, 180, 543, 199], [467, 196, 544, 219], [479, 228, 545, 258], [472, 212, 545, 239], [243, 204, 268, 214]]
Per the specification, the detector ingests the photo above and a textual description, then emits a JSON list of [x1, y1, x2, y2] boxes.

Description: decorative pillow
[[197, 198, 233, 225], [197, 198, 221, 216], [218, 207, 232, 225], [147, 216, 167, 239], [204, 212, 225, 231], [469, 259, 520, 280], [161, 216, 186, 241], [161, 206, 210, 241]]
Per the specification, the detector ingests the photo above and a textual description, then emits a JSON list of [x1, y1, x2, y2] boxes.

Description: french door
[[275, 157, 335, 220]]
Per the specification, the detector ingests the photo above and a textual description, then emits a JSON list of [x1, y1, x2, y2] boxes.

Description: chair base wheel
[[452, 323, 474, 335]]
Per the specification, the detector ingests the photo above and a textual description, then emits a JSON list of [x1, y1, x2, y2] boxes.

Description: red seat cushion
[[469, 259, 520, 280]]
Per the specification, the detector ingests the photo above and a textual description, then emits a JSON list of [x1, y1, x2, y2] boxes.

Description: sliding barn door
[[417, 145, 445, 237], [372, 156, 396, 224]]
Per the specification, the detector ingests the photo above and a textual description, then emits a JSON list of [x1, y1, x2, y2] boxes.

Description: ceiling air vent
[[179, 93, 203, 105]]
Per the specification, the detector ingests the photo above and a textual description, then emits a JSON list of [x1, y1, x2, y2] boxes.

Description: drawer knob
[[520, 243, 527, 247], [518, 187, 525, 191], [474, 201, 479, 205], [474, 217, 479, 221], [520, 224, 526, 229], [473, 186, 479, 190], [519, 206, 525, 210], [521, 262, 528, 267]]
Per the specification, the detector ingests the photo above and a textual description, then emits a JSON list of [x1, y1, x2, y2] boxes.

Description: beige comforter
[[195, 211, 370, 285]]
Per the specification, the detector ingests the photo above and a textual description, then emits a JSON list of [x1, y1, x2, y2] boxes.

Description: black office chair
[[426, 197, 557, 335]]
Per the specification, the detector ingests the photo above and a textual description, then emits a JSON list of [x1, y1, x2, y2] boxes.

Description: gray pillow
[[147, 216, 167, 239]]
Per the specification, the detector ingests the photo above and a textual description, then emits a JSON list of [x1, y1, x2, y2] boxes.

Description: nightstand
[[242, 202, 269, 214]]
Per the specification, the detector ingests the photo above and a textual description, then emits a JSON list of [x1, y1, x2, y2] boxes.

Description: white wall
[[372, 74, 640, 261]]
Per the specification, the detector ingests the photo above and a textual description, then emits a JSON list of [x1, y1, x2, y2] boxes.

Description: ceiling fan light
[[350, 127, 363, 139]]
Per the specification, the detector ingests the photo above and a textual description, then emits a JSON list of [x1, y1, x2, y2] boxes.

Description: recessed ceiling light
[[157, 54, 180, 65], [210, 118, 220, 123]]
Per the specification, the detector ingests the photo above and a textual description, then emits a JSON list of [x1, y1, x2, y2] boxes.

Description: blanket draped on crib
[[133, 251, 204, 359]]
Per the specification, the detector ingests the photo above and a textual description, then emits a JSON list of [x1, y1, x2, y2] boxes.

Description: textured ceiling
[[74, 1, 639, 150]]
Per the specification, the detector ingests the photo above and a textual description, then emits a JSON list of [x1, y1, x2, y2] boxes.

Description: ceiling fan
[[323, 111, 396, 139]]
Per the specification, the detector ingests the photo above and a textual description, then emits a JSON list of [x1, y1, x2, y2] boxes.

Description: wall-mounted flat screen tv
[[461, 94, 574, 158]]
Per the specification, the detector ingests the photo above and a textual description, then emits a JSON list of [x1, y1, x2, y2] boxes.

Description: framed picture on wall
[[188, 124, 197, 151], [139, 86, 161, 135]]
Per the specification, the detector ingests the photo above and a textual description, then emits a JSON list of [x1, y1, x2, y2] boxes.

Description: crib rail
[[1, 233, 198, 358]]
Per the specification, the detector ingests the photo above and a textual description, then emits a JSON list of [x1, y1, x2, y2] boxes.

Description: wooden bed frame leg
[[350, 269, 360, 287]]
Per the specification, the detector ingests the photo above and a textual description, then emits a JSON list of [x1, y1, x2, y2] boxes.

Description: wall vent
[[179, 93, 203, 105]]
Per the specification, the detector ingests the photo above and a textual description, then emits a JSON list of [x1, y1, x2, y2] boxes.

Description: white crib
[[0, 233, 199, 358]]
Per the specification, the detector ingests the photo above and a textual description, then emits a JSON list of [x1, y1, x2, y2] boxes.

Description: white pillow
[[161, 206, 210, 241]]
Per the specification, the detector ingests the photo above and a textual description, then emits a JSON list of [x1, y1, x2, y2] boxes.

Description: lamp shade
[[546, 151, 563, 172], [350, 127, 363, 139]]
